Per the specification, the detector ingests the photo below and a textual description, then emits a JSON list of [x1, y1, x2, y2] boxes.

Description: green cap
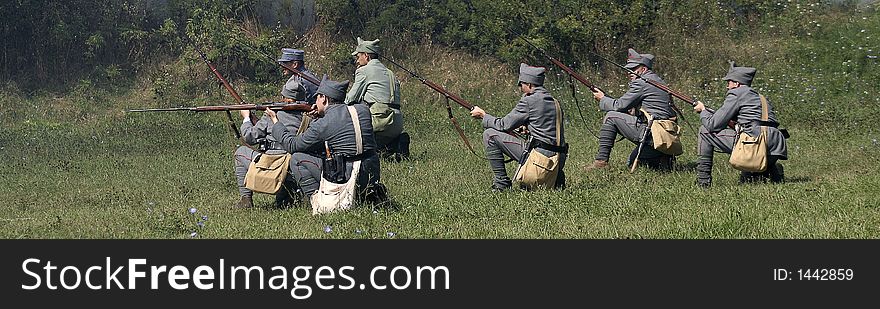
[[351, 37, 381, 56]]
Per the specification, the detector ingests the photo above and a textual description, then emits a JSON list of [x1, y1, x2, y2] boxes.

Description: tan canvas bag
[[513, 99, 562, 190], [729, 95, 770, 172], [311, 106, 363, 215], [641, 108, 683, 156], [244, 152, 292, 194]]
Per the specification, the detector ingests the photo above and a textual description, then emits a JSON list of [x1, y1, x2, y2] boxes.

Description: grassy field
[[1, 7, 879, 239]]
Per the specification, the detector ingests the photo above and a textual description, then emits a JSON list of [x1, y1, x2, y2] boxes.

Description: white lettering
[[85, 266, 102, 290], [21, 258, 41, 290], [59, 266, 82, 289], [128, 259, 146, 289], [290, 266, 312, 300], [168, 266, 190, 290], [370, 266, 387, 290], [192, 266, 214, 289]]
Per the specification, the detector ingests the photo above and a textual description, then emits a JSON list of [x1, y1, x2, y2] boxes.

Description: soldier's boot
[[274, 187, 296, 209], [584, 160, 609, 171], [696, 156, 713, 188], [363, 183, 389, 204], [657, 155, 675, 171], [768, 162, 785, 183], [235, 195, 254, 209], [491, 183, 510, 193], [739, 171, 763, 184], [396, 132, 411, 161]]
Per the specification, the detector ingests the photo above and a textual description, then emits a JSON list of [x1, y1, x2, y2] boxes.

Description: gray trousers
[[289, 152, 382, 199], [696, 126, 737, 183], [482, 128, 566, 188], [596, 111, 667, 162], [233, 146, 297, 198], [696, 126, 783, 183]]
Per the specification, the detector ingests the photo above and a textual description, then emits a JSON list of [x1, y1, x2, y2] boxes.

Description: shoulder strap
[[347, 105, 363, 155], [553, 99, 562, 146], [387, 68, 397, 104], [759, 95, 769, 121]]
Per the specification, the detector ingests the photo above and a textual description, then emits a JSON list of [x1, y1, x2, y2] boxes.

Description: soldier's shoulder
[[727, 85, 751, 96]]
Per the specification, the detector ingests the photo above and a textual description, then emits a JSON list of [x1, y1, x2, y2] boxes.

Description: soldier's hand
[[264, 108, 279, 123], [515, 126, 529, 135], [693, 101, 705, 113], [239, 110, 251, 119], [305, 105, 320, 118], [591, 88, 605, 100], [470, 106, 486, 119]]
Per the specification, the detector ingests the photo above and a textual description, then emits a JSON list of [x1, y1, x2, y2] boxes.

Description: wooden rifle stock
[[186, 36, 250, 138]]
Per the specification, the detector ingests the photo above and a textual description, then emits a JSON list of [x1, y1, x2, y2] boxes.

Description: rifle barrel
[[380, 55, 474, 111], [520, 37, 599, 90], [230, 36, 321, 87], [127, 103, 312, 113]]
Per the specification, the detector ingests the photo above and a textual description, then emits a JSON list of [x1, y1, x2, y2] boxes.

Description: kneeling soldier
[[267, 76, 385, 204], [232, 77, 309, 209], [470, 63, 568, 191], [693, 61, 788, 187], [586, 48, 678, 171], [345, 37, 410, 162]]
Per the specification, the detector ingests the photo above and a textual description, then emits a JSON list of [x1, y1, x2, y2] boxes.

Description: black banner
[[1, 240, 875, 306]]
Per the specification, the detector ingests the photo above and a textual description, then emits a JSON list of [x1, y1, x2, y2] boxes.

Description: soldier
[[585, 48, 678, 171], [278, 48, 320, 104], [693, 61, 787, 187], [267, 76, 386, 204], [470, 63, 567, 191], [344, 37, 410, 162], [232, 78, 309, 209]]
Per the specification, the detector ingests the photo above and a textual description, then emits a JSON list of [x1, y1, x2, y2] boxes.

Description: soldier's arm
[[482, 97, 529, 132], [700, 92, 739, 132], [240, 114, 271, 146], [344, 69, 368, 105], [598, 80, 644, 112], [271, 117, 325, 154]]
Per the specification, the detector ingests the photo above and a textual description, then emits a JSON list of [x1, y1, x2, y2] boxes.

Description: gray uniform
[[595, 71, 677, 162], [287, 67, 320, 104], [233, 111, 303, 198], [697, 85, 788, 184], [482, 86, 567, 189], [271, 103, 381, 199]]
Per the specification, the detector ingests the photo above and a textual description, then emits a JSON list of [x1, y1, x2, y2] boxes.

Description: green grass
[[1, 6, 879, 239]]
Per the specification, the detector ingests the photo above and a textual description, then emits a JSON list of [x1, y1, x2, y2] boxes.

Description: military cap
[[624, 48, 655, 70], [277, 48, 304, 62], [722, 61, 757, 85], [316, 75, 349, 103], [518, 63, 546, 86], [281, 78, 305, 100], [351, 37, 381, 56]]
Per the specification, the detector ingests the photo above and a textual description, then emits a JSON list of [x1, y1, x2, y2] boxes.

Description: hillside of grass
[[0, 3, 878, 239]]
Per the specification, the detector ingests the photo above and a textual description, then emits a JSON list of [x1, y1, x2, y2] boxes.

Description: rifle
[[519, 36, 601, 139], [127, 102, 313, 113], [230, 36, 321, 87], [630, 119, 653, 173], [589, 51, 736, 130], [186, 36, 251, 139], [378, 55, 525, 157]]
